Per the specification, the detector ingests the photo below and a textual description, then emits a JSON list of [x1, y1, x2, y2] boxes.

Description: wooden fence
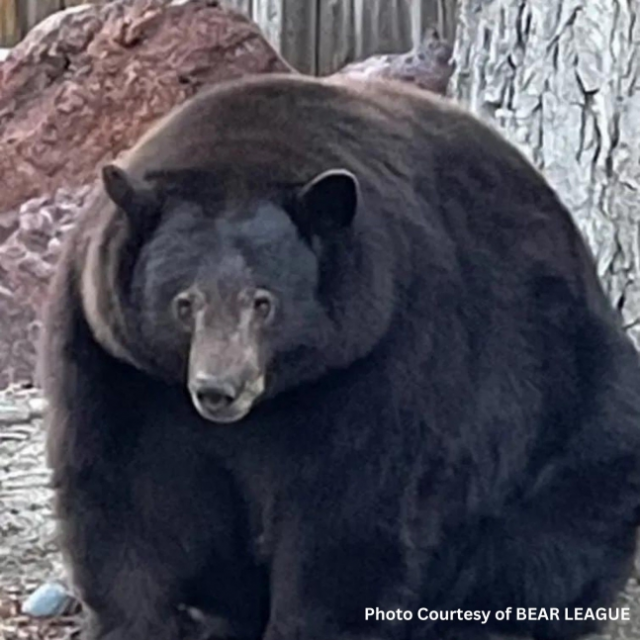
[[0, 0, 88, 46], [0, 0, 457, 75], [225, 0, 457, 75]]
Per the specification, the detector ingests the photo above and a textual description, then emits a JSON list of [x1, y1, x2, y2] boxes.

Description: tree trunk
[[450, 3, 640, 639], [450, 0, 640, 351]]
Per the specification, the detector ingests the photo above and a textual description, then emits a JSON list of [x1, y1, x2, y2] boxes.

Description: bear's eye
[[253, 289, 276, 323], [173, 293, 195, 328]]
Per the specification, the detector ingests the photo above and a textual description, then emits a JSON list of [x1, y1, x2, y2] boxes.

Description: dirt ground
[[1, 385, 640, 640], [0, 386, 78, 640]]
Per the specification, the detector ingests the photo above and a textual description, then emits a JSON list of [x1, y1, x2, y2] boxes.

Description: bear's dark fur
[[41, 74, 640, 640]]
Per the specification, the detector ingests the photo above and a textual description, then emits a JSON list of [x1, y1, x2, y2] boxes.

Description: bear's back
[[122, 73, 534, 201], [118, 74, 583, 268]]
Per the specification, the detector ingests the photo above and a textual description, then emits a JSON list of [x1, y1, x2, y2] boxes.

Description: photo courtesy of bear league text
[[3, 2, 640, 640], [364, 607, 633, 625]]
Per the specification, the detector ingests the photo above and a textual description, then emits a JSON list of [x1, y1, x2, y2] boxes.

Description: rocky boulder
[[0, 0, 291, 217], [0, 188, 91, 389], [336, 28, 455, 96]]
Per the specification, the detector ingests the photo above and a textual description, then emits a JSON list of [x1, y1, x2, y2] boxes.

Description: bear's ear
[[292, 169, 359, 238], [101, 164, 157, 219]]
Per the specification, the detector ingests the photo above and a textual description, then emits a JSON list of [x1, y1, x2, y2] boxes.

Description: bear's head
[[95, 163, 393, 424]]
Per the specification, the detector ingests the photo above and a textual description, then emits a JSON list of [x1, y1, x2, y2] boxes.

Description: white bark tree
[[450, 0, 640, 349], [450, 4, 640, 638]]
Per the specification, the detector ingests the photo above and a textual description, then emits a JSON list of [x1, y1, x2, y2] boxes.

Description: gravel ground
[[0, 386, 79, 640], [1, 385, 640, 640]]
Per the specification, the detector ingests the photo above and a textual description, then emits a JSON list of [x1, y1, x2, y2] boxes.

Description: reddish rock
[[336, 28, 454, 96], [0, 0, 291, 388], [0, 0, 292, 217]]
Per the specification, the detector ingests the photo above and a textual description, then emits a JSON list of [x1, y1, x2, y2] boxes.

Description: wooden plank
[[437, 0, 459, 43], [352, 0, 412, 60], [19, 0, 63, 36], [316, 0, 353, 76], [0, 0, 20, 46], [376, 0, 412, 54], [0, 0, 102, 47], [318, 0, 453, 77], [227, 0, 318, 74], [323, 0, 455, 75], [412, 0, 459, 46], [279, 0, 318, 74], [386, 0, 413, 51]]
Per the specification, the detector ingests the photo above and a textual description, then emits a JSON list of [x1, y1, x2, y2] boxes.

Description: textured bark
[[450, 0, 640, 349], [450, 3, 640, 639]]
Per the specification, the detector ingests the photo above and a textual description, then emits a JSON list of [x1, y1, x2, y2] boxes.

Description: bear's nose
[[191, 375, 239, 414]]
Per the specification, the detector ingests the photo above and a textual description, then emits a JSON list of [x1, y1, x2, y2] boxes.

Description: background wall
[[0, 0, 458, 73], [0, 0, 87, 46], [225, 0, 457, 74]]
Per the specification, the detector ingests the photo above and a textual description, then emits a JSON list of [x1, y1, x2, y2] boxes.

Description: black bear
[[41, 73, 640, 640]]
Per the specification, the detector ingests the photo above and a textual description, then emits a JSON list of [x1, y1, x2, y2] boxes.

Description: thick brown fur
[[41, 74, 640, 640]]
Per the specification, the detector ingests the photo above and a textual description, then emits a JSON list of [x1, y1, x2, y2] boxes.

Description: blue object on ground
[[22, 581, 72, 618]]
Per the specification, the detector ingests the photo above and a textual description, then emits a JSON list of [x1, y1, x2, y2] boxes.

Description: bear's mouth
[[190, 375, 265, 424]]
